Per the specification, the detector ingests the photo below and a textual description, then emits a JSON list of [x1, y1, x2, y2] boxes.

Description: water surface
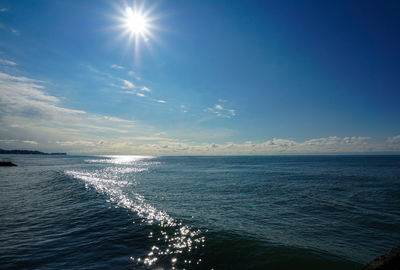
[[1, 155, 399, 269]]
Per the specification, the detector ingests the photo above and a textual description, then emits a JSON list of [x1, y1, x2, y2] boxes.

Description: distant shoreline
[[0, 149, 67, 155]]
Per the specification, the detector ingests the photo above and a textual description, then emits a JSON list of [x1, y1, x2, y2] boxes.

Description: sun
[[124, 7, 148, 34], [116, 4, 157, 45], [114, 3, 160, 65]]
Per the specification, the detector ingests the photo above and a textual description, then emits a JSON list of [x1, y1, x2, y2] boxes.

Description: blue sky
[[0, 0, 399, 154]]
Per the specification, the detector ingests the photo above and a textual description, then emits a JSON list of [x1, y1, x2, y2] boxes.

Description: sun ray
[[112, 2, 161, 67], [110, 1, 168, 68], [124, 7, 148, 34]]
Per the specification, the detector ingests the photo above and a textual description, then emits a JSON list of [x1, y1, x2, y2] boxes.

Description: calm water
[[1, 155, 399, 269]]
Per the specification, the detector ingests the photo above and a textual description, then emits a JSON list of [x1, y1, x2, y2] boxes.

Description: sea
[[0, 155, 399, 270]]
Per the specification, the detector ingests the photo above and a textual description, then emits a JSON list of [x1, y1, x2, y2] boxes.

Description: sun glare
[[125, 7, 147, 34], [115, 3, 160, 65]]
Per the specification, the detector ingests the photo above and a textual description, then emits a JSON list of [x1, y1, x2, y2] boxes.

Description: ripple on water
[[65, 155, 205, 269]]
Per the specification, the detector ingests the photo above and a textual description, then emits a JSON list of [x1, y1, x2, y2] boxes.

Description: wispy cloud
[[22, 140, 38, 145], [0, 59, 17, 66], [128, 135, 396, 155], [205, 103, 235, 118], [103, 116, 134, 123], [155, 131, 167, 136], [0, 19, 21, 36], [127, 70, 142, 81], [122, 79, 135, 89], [120, 90, 146, 98], [111, 64, 124, 70], [0, 71, 157, 152], [387, 134, 400, 144], [119, 80, 151, 93], [180, 104, 188, 113], [55, 140, 97, 147], [117, 79, 164, 102], [0, 139, 18, 143], [84, 64, 99, 73], [1, 69, 398, 155], [71, 135, 400, 155], [0, 8, 8, 12], [10, 28, 19, 36], [0, 139, 38, 146], [120, 90, 135, 94], [1, 71, 398, 155], [141, 86, 151, 92]]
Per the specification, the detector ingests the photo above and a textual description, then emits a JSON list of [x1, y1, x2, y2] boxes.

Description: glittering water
[[1, 155, 399, 269]]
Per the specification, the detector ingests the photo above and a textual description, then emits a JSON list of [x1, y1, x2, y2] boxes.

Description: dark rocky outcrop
[[359, 246, 400, 270], [0, 149, 66, 155], [0, 161, 17, 166]]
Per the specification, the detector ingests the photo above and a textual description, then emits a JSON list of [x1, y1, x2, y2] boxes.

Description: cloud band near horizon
[[0, 71, 399, 155]]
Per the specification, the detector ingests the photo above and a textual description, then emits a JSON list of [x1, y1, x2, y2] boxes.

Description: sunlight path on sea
[[65, 155, 205, 269]]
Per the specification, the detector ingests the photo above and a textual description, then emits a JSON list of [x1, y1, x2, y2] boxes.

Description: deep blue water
[[1, 155, 399, 269]]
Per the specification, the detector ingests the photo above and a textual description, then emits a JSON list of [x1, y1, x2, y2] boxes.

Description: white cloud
[[0, 71, 158, 153], [301, 136, 370, 146], [302, 136, 340, 146], [103, 116, 134, 123], [141, 86, 151, 92], [342, 136, 370, 144], [111, 64, 124, 70], [0, 72, 42, 83], [0, 8, 8, 12], [56, 140, 96, 146], [206, 103, 236, 118], [180, 104, 188, 112], [10, 28, 19, 36], [22, 140, 38, 145], [120, 90, 135, 94], [127, 71, 141, 81], [122, 79, 135, 89], [109, 83, 119, 88], [0, 139, 37, 146], [155, 132, 167, 136], [1, 72, 399, 155], [119, 81, 151, 96], [0, 72, 85, 118], [0, 139, 18, 143], [156, 99, 166, 103], [387, 134, 400, 144], [81, 64, 100, 73], [265, 138, 296, 147], [0, 59, 17, 66]]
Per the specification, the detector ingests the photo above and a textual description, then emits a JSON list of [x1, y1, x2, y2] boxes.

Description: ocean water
[[0, 155, 399, 269]]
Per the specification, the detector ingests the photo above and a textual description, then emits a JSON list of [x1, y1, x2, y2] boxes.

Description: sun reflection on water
[[85, 155, 156, 165], [66, 155, 205, 269]]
